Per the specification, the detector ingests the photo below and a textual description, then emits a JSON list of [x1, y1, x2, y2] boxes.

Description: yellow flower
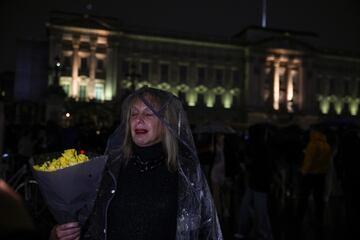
[[33, 149, 89, 172]]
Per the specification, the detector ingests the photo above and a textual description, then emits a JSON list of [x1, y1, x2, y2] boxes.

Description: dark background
[[1, 0, 360, 72]]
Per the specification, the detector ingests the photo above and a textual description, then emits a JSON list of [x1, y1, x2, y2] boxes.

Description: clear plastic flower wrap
[[31, 149, 107, 225]]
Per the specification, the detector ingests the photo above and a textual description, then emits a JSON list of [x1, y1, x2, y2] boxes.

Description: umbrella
[[193, 121, 236, 134]]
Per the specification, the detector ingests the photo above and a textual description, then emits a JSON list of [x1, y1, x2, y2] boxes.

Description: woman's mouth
[[135, 129, 148, 134]]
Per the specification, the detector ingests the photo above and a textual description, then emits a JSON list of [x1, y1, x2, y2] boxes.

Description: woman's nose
[[135, 114, 145, 123]]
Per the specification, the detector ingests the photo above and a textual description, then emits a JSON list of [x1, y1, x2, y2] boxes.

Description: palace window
[[63, 56, 72, 76], [160, 63, 169, 82], [344, 80, 350, 96], [232, 69, 240, 84], [197, 67, 206, 85], [79, 58, 88, 76], [329, 78, 335, 95], [62, 83, 70, 95], [97, 59, 104, 71], [95, 84, 104, 101], [122, 60, 130, 78], [215, 69, 223, 86], [141, 62, 150, 81], [79, 85, 87, 101], [179, 65, 188, 83], [96, 59, 106, 79]]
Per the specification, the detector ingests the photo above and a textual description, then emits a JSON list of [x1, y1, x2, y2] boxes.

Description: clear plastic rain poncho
[[84, 87, 223, 240]]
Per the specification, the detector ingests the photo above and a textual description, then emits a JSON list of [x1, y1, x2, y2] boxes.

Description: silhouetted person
[[195, 133, 215, 185], [210, 134, 226, 220], [45, 120, 62, 152], [224, 133, 245, 234], [236, 124, 274, 240], [335, 127, 360, 238], [17, 127, 35, 169], [296, 128, 332, 229]]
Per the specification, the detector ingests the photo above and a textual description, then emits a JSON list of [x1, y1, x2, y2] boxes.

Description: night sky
[[1, 0, 360, 72]]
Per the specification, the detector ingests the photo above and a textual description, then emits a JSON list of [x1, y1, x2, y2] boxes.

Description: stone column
[[287, 68, 295, 112], [298, 62, 304, 110], [273, 61, 280, 110], [106, 43, 119, 100], [71, 37, 80, 98], [88, 38, 97, 99]]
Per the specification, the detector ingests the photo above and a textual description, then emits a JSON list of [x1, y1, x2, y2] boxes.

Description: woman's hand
[[50, 222, 80, 240]]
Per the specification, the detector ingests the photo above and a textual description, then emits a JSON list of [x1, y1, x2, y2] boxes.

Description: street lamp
[[52, 55, 61, 86]]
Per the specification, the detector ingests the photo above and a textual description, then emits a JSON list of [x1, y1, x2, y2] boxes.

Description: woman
[[51, 87, 222, 240], [296, 128, 332, 227]]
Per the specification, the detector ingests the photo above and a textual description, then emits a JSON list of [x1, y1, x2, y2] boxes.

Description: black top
[[108, 142, 178, 240]]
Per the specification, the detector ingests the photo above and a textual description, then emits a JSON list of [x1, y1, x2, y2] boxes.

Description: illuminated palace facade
[[47, 13, 360, 126]]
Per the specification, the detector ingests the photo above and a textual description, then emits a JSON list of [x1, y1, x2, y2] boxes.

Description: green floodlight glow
[[319, 95, 330, 114], [334, 100, 343, 115], [122, 80, 132, 88], [205, 93, 215, 108], [157, 82, 171, 91], [176, 84, 189, 92], [105, 85, 112, 100], [349, 98, 360, 116], [82, 78, 242, 109], [349, 103, 358, 116], [320, 101, 330, 114], [187, 91, 197, 106], [223, 93, 232, 109], [138, 81, 152, 88]]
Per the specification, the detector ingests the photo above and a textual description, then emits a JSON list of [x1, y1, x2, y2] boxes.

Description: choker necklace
[[132, 154, 164, 172]]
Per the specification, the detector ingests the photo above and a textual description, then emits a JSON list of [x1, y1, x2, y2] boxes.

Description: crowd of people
[[195, 122, 360, 240], [1, 87, 360, 239]]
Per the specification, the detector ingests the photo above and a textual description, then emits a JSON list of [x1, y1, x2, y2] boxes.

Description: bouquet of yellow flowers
[[33, 149, 90, 171], [31, 149, 107, 225]]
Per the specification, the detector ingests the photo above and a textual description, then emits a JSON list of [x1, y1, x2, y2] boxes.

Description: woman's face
[[130, 99, 164, 147]]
